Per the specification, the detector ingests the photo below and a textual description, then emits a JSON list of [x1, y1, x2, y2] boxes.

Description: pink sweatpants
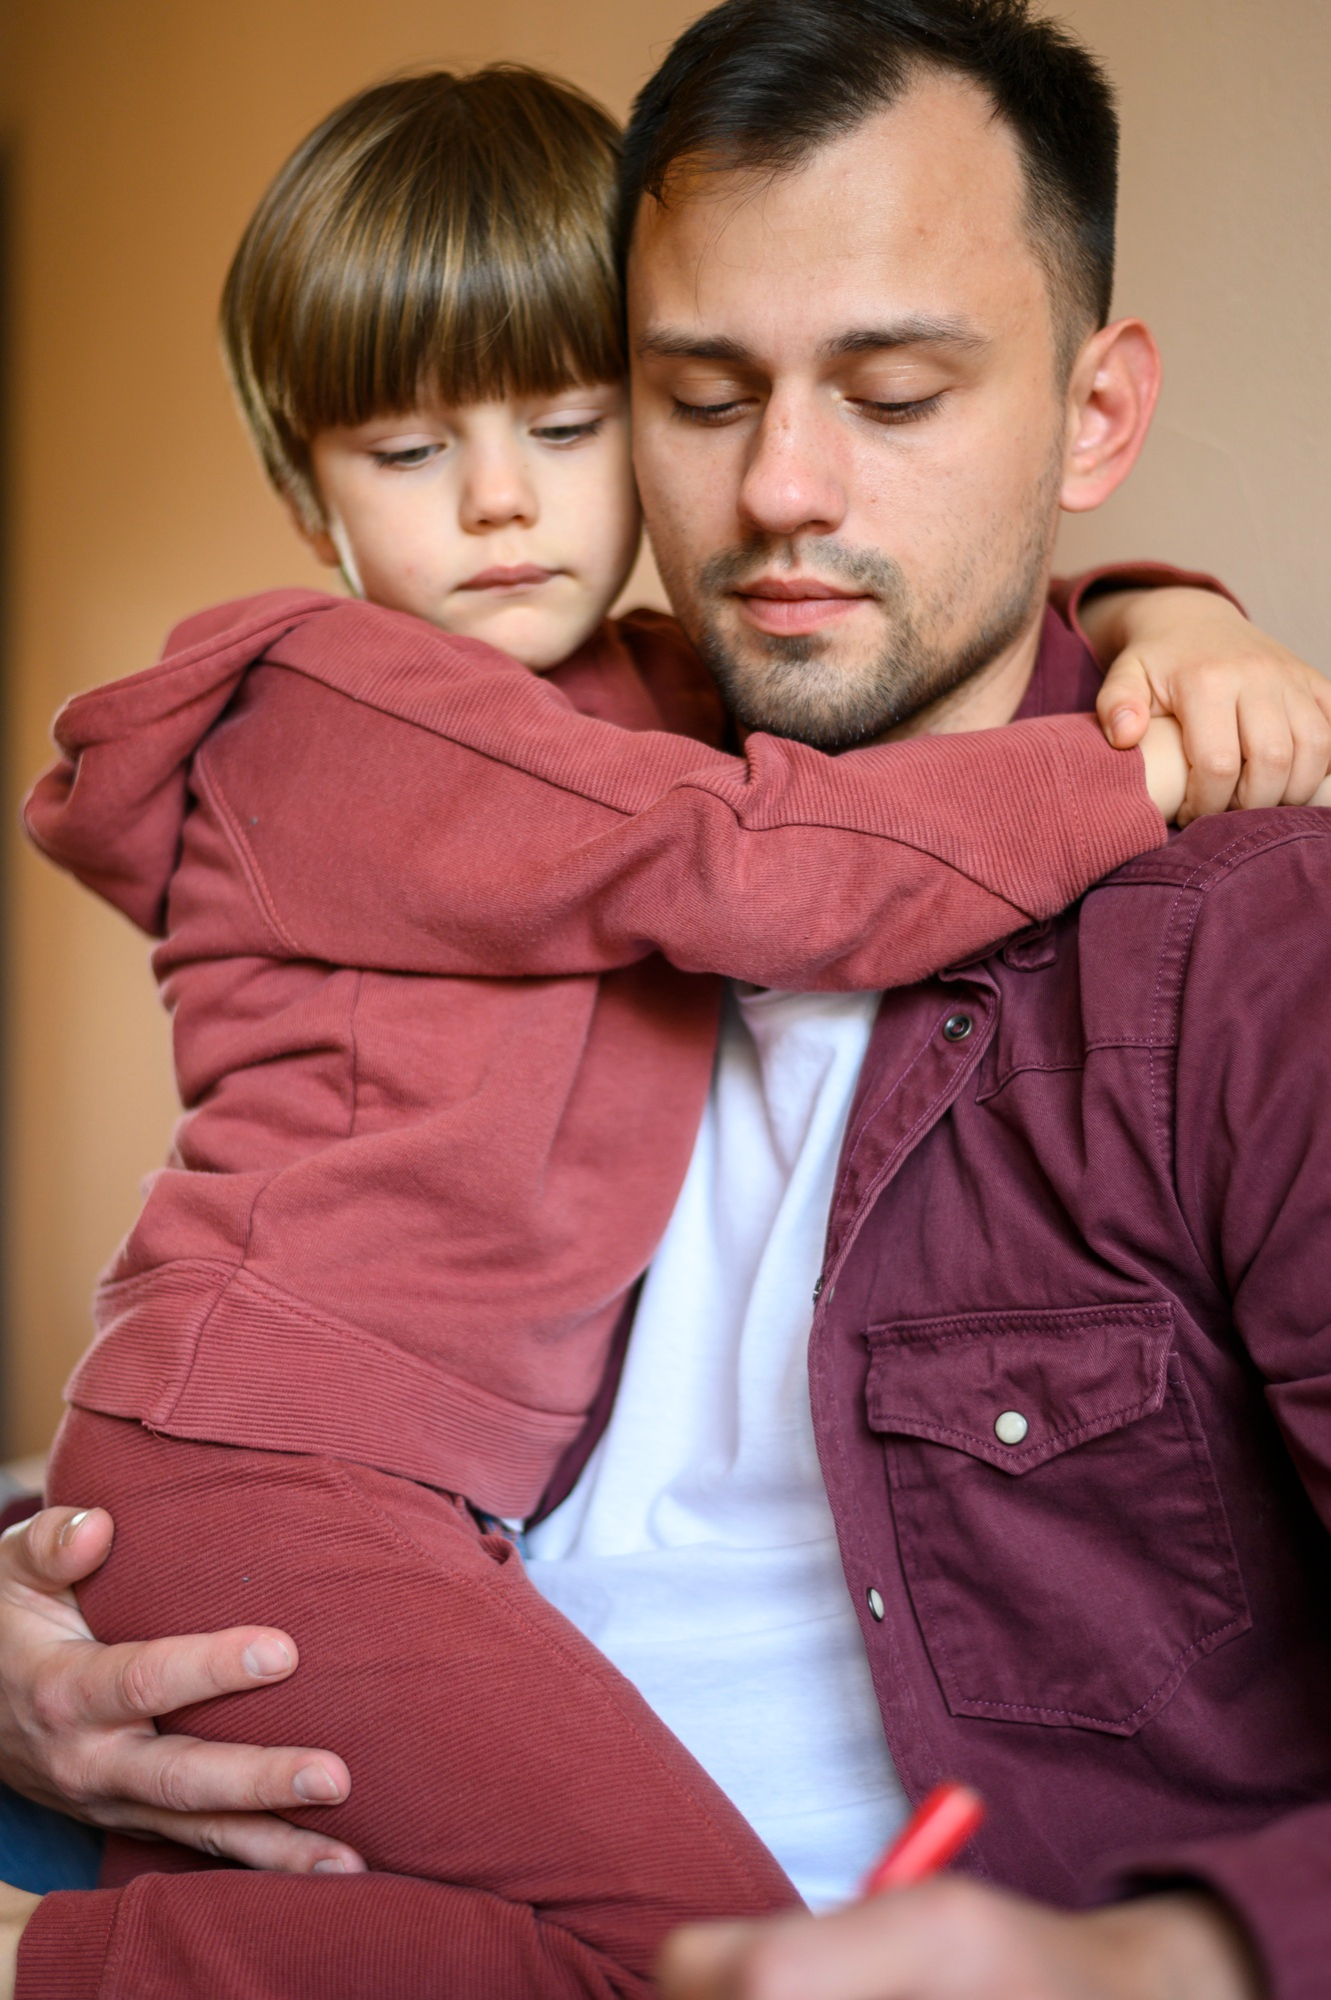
[[49, 1408, 798, 1998]]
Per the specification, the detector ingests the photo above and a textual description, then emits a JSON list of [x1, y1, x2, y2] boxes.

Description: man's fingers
[[71, 1625, 302, 1727], [0, 1507, 115, 1592], [84, 1728, 351, 1818], [106, 1805, 367, 1875], [1095, 651, 1152, 748], [658, 1920, 774, 2000], [660, 1902, 921, 2000]]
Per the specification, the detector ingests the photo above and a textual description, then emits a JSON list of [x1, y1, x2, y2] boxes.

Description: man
[[2, 2, 1330, 1994]]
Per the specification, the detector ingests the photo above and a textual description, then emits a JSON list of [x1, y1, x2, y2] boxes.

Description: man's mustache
[[699, 537, 907, 602]]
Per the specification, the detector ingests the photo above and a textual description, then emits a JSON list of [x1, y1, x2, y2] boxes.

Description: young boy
[[20, 65, 1319, 1996]]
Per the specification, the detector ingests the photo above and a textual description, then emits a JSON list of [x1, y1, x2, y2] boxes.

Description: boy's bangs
[[297, 199, 625, 429]]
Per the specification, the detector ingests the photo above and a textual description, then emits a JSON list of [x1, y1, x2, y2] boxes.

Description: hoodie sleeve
[[174, 590, 1164, 994], [26, 572, 1177, 993], [22, 590, 336, 935]]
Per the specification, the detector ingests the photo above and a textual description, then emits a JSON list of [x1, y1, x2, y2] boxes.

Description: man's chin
[[695, 616, 918, 752]]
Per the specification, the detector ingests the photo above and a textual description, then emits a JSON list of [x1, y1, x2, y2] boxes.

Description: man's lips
[[457, 565, 558, 593], [733, 575, 874, 637]]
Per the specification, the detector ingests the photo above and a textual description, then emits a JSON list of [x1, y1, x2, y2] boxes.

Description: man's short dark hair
[[621, 0, 1118, 369]]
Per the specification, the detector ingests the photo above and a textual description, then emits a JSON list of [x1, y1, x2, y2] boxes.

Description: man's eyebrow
[[634, 329, 755, 364], [633, 321, 988, 364], [823, 320, 987, 359]]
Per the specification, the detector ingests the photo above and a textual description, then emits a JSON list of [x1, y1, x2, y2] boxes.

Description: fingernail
[[242, 1638, 293, 1678], [294, 1764, 344, 1803], [58, 1511, 91, 1547], [313, 1858, 349, 1873], [1109, 707, 1136, 743]]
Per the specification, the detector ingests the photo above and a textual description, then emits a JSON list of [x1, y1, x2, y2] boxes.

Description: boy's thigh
[[50, 1409, 794, 1970], [0, 1787, 102, 1892]]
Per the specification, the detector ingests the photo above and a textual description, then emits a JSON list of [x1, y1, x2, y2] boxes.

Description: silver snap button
[[943, 1013, 973, 1042], [866, 1586, 885, 1622], [994, 1410, 1029, 1447]]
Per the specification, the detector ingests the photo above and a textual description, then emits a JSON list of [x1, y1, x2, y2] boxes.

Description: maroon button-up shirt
[[810, 618, 1331, 1997]]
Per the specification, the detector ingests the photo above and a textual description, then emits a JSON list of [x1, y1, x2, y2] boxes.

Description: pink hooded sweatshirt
[[25, 583, 1166, 1517]]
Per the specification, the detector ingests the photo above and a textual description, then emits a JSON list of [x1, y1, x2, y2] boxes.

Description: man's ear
[[1060, 318, 1162, 515], [281, 489, 341, 569]]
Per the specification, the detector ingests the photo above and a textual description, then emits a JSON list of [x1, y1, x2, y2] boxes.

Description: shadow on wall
[[0, 150, 10, 1453]]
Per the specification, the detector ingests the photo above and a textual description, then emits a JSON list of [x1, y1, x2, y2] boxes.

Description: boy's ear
[[282, 490, 341, 569]]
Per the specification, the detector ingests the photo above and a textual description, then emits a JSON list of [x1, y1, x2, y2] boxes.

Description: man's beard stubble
[[672, 469, 1061, 755]]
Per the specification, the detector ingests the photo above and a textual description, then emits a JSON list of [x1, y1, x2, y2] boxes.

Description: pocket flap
[[864, 1302, 1174, 1475]]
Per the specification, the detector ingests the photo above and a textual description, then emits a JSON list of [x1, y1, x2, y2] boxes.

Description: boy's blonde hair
[[221, 66, 625, 525]]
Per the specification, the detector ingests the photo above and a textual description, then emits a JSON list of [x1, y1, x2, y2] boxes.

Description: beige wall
[[2, 1, 1328, 1453], [1053, 0, 1331, 663]]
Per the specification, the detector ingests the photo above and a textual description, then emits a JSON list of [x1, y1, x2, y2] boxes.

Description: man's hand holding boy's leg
[[0, 1505, 363, 1874]]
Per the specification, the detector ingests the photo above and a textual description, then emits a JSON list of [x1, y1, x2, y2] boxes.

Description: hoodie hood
[[24, 590, 337, 935]]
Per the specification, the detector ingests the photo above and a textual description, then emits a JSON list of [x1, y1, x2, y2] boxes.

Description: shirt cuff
[[1094, 1802, 1331, 2000]]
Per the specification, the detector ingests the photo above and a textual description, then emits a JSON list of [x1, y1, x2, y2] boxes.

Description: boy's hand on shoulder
[[1086, 587, 1331, 823], [0, 1506, 365, 1873]]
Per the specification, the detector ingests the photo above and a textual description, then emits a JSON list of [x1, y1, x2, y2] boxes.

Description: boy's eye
[[531, 418, 604, 446], [371, 443, 442, 470]]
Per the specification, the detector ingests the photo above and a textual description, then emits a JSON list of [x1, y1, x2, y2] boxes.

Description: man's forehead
[[627, 74, 1040, 338]]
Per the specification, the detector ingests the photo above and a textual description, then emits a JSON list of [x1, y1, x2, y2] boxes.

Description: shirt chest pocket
[[864, 1304, 1250, 1736]]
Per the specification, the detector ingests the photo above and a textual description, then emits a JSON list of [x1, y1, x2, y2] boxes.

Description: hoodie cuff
[[1031, 712, 1167, 907], [15, 1891, 120, 2000], [1051, 563, 1245, 657]]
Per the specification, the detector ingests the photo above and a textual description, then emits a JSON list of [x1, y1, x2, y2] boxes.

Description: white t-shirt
[[525, 983, 908, 1909]]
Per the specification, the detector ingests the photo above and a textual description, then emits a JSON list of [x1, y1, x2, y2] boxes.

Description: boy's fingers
[[1280, 687, 1331, 803], [1095, 652, 1152, 748], [1, 1507, 115, 1591], [70, 1628, 305, 1727], [1178, 706, 1243, 824], [1232, 688, 1294, 810]]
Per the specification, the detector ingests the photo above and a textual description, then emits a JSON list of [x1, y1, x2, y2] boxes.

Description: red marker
[[859, 1782, 985, 1898]]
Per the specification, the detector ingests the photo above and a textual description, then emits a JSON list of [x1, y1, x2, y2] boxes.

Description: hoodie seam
[[192, 751, 303, 957]]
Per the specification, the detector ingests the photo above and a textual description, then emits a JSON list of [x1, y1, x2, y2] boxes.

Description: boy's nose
[[459, 447, 539, 532]]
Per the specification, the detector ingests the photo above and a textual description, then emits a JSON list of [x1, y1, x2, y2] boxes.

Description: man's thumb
[[2, 1505, 115, 1589], [1096, 652, 1152, 748]]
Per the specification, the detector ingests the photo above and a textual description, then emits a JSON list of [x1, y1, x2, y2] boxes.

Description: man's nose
[[459, 444, 538, 533], [737, 395, 848, 541]]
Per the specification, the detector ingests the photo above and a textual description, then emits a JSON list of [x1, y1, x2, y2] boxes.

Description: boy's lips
[[732, 575, 873, 636], [457, 565, 558, 593]]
